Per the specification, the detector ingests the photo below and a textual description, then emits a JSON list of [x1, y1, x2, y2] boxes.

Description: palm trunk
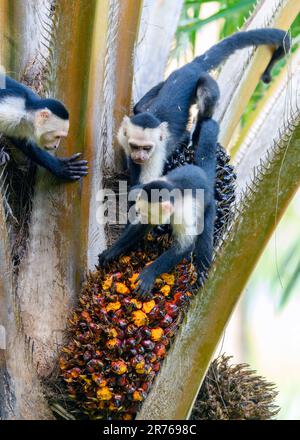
[[0, 0, 142, 419], [133, 0, 184, 102]]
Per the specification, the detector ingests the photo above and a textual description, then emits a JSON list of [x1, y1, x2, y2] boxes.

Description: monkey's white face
[[34, 109, 69, 150], [118, 116, 169, 165], [136, 192, 174, 225]]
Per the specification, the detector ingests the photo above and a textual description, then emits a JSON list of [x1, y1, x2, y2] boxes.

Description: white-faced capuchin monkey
[[118, 28, 290, 186], [0, 74, 88, 180], [99, 118, 219, 297]]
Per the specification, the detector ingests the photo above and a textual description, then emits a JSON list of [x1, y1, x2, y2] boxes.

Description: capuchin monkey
[[118, 28, 290, 186], [0, 74, 88, 180], [99, 118, 219, 297]]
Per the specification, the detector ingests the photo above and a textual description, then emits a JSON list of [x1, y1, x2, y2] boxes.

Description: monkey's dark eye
[[143, 146, 152, 151], [129, 143, 139, 151]]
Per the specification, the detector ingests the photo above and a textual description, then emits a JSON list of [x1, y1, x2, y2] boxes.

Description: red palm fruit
[[141, 340, 155, 351], [148, 305, 160, 320], [131, 355, 145, 369], [152, 362, 160, 372], [160, 314, 173, 328], [165, 302, 179, 318], [141, 381, 151, 392], [111, 360, 128, 375], [145, 353, 157, 363], [154, 343, 166, 359], [173, 292, 188, 306], [139, 326, 151, 339], [125, 337, 137, 349], [129, 348, 138, 357]]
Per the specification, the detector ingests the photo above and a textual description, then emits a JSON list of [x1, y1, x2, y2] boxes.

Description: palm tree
[[0, 0, 299, 420]]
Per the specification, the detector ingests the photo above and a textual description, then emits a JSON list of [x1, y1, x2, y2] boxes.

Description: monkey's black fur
[[130, 113, 161, 129], [2, 76, 69, 119], [98, 118, 219, 297], [134, 28, 290, 148]]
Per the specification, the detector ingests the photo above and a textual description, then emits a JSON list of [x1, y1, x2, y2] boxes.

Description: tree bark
[[133, 0, 184, 102]]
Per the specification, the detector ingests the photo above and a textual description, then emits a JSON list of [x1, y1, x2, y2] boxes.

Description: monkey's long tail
[[194, 118, 219, 188], [194, 28, 291, 84]]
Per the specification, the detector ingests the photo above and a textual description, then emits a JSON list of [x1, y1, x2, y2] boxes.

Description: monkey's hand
[[98, 248, 117, 267], [135, 269, 155, 299], [56, 153, 88, 181], [0, 148, 10, 166]]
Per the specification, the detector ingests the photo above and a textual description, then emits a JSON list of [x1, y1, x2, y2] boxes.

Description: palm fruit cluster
[[59, 233, 197, 420], [58, 140, 236, 420], [191, 355, 280, 420]]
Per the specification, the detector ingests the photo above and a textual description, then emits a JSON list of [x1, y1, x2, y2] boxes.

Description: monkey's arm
[[128, 159, 141, 187], [133, 81, 164, 114], [10, 138, 88, 181], [98, 223, 151, 266], [135, 242, 193, 298]]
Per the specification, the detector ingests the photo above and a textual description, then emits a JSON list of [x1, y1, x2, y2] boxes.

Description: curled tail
[[194, 118, 219, 189], [195, 28, 291, 84]]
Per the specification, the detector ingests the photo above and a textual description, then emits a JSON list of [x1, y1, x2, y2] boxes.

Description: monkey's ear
[[160, 200, 174, 216], [159, 122, 169, 141], [35, 109, 52, 126]]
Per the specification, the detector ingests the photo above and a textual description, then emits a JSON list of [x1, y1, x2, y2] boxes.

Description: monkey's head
[[118, 113, 169, 165], [33, 99, 70, 150], [135, 180, 175, 225]]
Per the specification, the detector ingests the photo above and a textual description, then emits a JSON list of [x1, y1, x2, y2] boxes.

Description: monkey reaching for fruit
[[99, 118, 219, 297]]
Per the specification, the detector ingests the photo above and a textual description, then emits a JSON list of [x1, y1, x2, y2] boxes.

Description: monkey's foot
[[0, 149, 10, 166]]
